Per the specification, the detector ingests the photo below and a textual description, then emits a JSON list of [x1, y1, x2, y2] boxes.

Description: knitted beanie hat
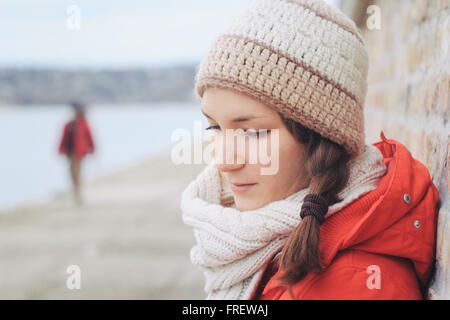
[[194, 0, 369, 156]]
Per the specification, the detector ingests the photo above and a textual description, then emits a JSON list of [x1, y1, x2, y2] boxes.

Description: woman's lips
[[228, 182, 257, 194]]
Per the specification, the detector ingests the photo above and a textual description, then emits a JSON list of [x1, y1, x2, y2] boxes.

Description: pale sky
[[0, 0, 339, 69]]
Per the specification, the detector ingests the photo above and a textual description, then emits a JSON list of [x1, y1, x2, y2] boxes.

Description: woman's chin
[[234, 196, 270, 212]]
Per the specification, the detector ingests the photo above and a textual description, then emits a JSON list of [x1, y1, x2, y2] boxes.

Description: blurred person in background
[[58, 101, 95, 205]]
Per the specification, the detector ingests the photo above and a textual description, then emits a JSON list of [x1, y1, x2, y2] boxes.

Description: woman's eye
[[204, 126, 270, 138], [245, 129, 270, 137], [205, 125, 220, 131]]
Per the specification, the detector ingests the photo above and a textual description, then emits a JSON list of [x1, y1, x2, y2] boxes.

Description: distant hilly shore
[[0, 64, 198, 106]]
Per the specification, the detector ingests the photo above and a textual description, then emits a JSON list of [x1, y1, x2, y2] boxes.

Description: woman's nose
[[215, 161, 244, 172], [213, 130, 245, 172]]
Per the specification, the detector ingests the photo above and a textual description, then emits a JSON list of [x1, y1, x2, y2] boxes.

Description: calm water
[[0, 103, 205, 210]]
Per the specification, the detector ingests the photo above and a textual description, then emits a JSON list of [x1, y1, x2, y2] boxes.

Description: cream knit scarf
[[181, 144, 387, 300]]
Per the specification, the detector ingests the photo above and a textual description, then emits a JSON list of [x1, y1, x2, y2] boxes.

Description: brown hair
[[277, 112, 353, 296]]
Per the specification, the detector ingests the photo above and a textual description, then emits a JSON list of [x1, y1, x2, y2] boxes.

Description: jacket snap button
[[403, 193, 411, 204], [414, 220, 421, 229]]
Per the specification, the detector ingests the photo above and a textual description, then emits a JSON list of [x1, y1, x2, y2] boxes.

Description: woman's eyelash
[[246, 129, 270, 137], [204, 126, 270, 137]]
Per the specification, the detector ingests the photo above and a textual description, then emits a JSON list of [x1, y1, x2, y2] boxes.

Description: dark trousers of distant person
[[69, 152, 82, 204]]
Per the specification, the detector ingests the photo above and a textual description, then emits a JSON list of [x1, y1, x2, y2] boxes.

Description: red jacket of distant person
[[252, 131, 440, 300], [59, 116, 95, 159]]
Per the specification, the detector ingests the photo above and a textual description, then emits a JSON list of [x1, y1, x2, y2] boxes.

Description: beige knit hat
[[194, 0, 369, 156]]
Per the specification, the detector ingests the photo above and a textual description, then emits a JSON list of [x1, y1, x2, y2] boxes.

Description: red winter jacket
[[59, 117, 95, 159], [253, 131, 440, 300]]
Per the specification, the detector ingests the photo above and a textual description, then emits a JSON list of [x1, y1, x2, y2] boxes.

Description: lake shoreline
[[0, 104, 204, 210]]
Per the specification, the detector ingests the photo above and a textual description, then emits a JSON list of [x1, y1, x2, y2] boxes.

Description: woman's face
[[201, 88, 311, 211]]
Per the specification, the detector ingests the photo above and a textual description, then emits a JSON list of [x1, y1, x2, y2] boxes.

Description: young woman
[[181, 0, 440, 300], [59, 101, 95, 204]]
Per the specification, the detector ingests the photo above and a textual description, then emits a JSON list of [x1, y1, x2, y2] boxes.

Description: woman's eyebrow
[[201, 109, 269, 123]]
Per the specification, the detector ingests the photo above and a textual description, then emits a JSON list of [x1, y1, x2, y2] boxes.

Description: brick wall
[[341, 0, 450, 299]]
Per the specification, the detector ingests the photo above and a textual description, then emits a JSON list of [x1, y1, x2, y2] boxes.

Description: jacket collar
[[319, 131, 439, 287]]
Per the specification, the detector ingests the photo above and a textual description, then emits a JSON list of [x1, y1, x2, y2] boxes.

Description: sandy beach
[[0, 151, 206, 299]]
